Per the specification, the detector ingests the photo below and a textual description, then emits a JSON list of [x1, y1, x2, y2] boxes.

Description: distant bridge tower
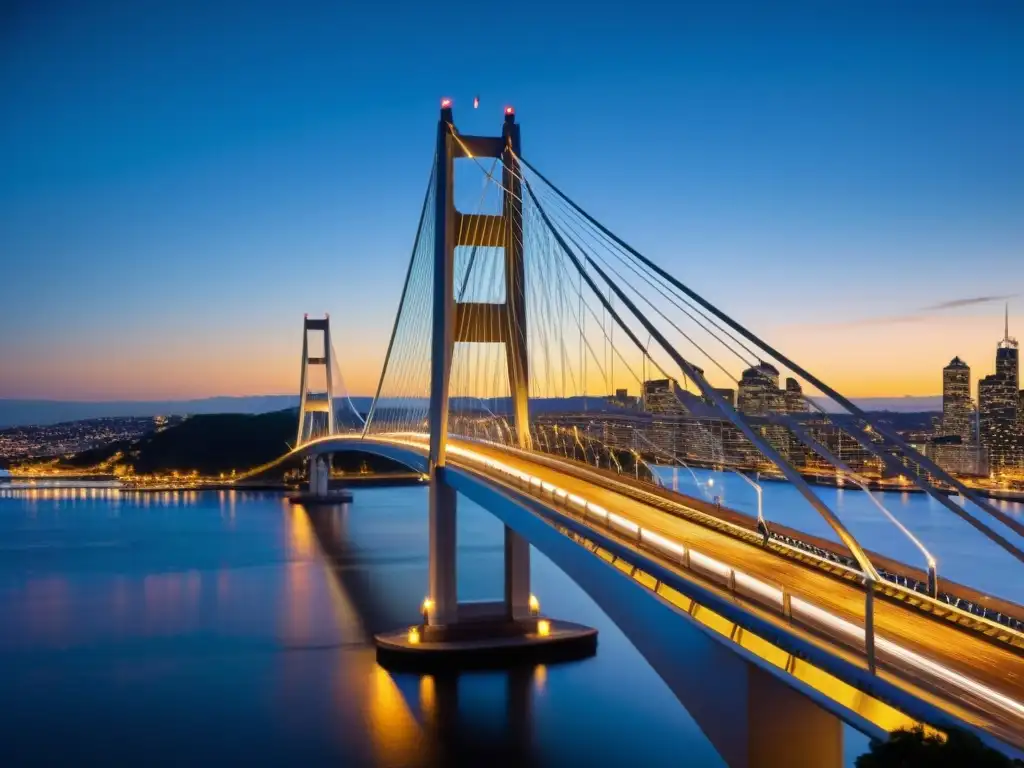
[[427, 101, 531, 626], [296, 314, 336, 446]]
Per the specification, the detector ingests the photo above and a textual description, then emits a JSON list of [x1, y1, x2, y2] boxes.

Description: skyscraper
[[978, 307, 1020, 470], [940, 356, 972, 443], [737, 362, 783, 415], [783, 377, 809, 413], [996, 304, 1020, 390]]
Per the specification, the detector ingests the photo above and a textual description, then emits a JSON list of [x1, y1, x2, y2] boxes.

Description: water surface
[[0, 486, 743, 766]]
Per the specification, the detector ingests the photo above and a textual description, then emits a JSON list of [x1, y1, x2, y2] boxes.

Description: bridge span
[[249, 432, 1024, 756], [254, 101, 1024, 763]]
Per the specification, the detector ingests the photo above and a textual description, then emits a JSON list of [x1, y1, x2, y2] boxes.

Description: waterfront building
[[997, 305, 1020, 389], [783, 377, 808, 413], [607, 388, 639, 409], [642, 379, 689, 417], [979, 375, 1018, 469], [711, 388, 736, 409], [941, 356, 973, 444], [737, 362, 783, 416], [979, 308, 1021, 470], [926, 437, 989, 477]]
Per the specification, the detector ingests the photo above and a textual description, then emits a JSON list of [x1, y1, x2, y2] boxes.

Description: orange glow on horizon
[[0, 311, 1014, 403]]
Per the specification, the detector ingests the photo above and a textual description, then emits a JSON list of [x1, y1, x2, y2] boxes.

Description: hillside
[[60, 410, 405, 477]]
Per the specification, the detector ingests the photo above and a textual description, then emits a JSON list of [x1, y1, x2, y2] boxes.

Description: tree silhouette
[[856, 726, 1022, 768]]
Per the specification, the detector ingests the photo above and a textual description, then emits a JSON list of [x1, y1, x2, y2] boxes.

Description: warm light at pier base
[[528, 594, 540, 615], [536, 619, 551, 637], [408, 626, 421, 645], [421, 597, 434, 619]]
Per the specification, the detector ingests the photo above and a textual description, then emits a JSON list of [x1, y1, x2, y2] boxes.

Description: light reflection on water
[[0, 487, 735, 766]]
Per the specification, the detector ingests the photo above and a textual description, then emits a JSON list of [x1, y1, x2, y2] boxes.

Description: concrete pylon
[[426, 101, 532, 626], [308, 457, 329, 496], [297, 314, 337, 446]]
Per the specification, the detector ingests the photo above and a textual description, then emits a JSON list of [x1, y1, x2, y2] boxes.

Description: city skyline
[[2, 3, 1022, 401]]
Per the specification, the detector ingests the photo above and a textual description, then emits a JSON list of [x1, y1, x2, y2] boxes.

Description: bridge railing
[[475, 461, 1024, 734], [463, 431, 1024, 637], [426, 433, 1024, 653]]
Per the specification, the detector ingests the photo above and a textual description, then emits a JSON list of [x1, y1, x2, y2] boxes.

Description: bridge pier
[[505, 528, 531, 619], [426, 470, 533, 626], [287, 455, 352, 505], [308, 456, 329, 497], [428, 471, 459, 626], [444, 467, 845, 768]]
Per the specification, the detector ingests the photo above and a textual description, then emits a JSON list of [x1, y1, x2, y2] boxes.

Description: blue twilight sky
[[1, 1, 1022, 399]]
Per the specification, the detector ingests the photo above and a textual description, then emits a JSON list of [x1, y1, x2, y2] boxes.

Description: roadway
[[435, 437, 1024, 747], [279, 432, 1024, 747]]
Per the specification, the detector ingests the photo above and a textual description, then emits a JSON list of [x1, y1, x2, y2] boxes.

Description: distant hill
[[810, 395, 942, 413], [0, 396, 359, 428], [43, 409, 404, 477], [0, 393, 943, 429]]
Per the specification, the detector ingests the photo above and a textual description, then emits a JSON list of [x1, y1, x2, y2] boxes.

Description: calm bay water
[[10, 474, 1010, 765], [0, 485, 745, 766]]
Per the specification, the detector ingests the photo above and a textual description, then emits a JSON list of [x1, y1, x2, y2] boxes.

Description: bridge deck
[[442, 439, 1024, 746]]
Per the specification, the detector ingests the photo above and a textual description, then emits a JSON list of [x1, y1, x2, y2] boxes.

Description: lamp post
[[727, 468, 764, 527], [840, 472, 938, 598]]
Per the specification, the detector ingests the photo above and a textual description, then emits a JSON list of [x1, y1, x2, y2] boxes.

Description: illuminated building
[[978, 308, 1020, 470], [607, 388, 639, 409], [783, 377, 808, 413], [996, 305, 1020, 389], [710, 388, 736, 408], [926, 436, 988, 477], [642, 379, 688, 417], [940, 357, 972, 444], [737, 362, 783, 416]]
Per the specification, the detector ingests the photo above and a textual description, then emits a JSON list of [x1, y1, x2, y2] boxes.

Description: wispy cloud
[[813, 314, 925, 330], [781, 293, 1017, 331], [919, 294, 1016, 311]]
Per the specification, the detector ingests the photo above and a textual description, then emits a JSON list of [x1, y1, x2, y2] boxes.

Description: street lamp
[[840, 472, 938, 598], [727, 468, 764, 527]]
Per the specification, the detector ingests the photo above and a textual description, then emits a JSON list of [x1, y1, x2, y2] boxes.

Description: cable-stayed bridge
[[244, 102, 1024, 766]]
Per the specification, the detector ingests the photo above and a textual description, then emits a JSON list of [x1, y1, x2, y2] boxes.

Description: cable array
[[357, 118, 1024, 579], [363, 164, 437, 437]]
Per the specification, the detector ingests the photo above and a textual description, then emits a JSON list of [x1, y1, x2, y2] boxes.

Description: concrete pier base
[[287, 489, 353, 506], [375, 616, 596, 672], [379, 466, 596, 672]]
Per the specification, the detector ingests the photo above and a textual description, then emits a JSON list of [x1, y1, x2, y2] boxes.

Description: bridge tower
[[296, 313, 336, 446], [427, 101, 532, 627]]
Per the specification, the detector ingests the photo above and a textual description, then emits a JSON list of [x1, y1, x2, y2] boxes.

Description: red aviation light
[[440, 98, 452, 108], [505, 106, 515, 115]]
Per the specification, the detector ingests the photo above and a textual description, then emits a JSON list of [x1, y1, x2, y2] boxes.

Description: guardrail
[[379, 432, 1024, 652], [470, 457, 1024, 732], [372, 434, 1024, 738], [458, 437, 1024, 649]]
